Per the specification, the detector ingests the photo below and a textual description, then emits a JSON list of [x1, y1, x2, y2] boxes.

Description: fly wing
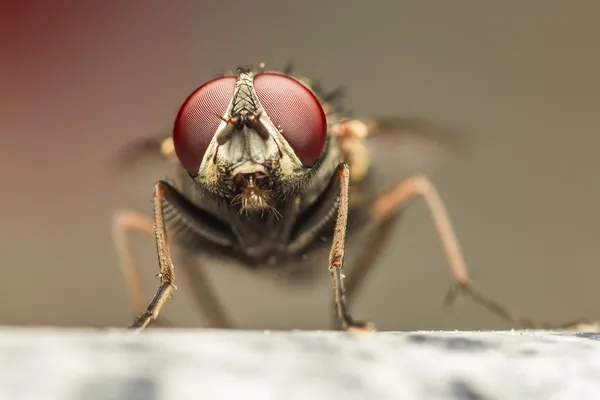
[[110, 131, 182, 199], [112, 131, 174, 173], [361, 116, 465, 195]]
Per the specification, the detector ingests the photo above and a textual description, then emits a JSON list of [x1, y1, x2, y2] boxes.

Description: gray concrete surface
[[0, 328, 599, 399]]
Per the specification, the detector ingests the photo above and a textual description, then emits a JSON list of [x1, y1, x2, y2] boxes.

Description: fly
[[111, 63, 599, 332]]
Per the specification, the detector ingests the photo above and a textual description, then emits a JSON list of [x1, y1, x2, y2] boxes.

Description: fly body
[[112, 63, 600, 332]]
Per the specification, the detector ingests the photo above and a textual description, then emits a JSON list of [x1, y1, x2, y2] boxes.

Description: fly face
[[172, 67, 330, 214]]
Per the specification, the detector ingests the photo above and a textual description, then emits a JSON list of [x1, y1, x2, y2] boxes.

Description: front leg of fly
[[130, 181, 178, 331], [328, 163, 374, 333]]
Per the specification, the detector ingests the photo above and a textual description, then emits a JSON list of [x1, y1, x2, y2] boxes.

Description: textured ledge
[[1, 329, 600, 400]]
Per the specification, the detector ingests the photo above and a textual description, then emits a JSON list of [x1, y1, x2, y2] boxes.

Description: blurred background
[[1, 1, 599, 331]]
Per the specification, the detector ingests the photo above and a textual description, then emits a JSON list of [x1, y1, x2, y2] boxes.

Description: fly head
[[172, 66, 330, 215]]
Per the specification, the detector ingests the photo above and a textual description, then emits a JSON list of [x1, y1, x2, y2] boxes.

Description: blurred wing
[[109, 131, 180, 198], [112, 131, 173, 173], [366, 116, 464, 171], [361, 116, 466, 193]]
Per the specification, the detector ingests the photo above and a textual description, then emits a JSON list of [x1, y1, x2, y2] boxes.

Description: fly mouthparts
[[232, 171, 273, 214], [231, 162, 268, 178]]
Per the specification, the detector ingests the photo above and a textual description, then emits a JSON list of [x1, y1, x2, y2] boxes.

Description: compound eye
[[254, 73, 327, 167], [173, 76, 236, 175]]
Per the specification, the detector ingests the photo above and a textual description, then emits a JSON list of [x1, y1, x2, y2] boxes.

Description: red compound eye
[[254, 73, 327, 166], [173, 76, 236, 175]]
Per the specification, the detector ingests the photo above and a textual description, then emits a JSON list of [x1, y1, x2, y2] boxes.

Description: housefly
[[111, 63, 598, 332]]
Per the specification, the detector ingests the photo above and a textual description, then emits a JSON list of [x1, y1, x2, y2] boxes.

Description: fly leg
[[128, 182, 178, 330], [341, 174, 470, 313], [339, 217, 398, 325], [328, 163, 373, 332], [343, 173, 599, 331], [328, 219, 398, 331], [117, 181, 233, 330], [334, 173, 471, 330], [112, 209, 172, 327], [176, 251, 234, 328]]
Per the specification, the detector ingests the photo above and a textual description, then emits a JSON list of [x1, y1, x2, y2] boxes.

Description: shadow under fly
[[111, 63, 599, 332]]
